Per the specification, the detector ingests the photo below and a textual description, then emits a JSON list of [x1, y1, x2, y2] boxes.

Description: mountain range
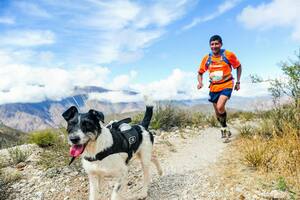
[[0, 86, 271, 132]]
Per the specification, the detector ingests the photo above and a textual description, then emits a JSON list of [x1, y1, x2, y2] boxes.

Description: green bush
[[151, 104, 200, 130], [28, 129, 59, 147]]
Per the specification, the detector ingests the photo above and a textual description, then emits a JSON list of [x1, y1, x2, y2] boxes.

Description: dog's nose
[[69, 136, 80, 144]]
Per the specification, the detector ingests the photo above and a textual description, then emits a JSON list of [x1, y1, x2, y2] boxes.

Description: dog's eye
[[81, 121, 94, 132]]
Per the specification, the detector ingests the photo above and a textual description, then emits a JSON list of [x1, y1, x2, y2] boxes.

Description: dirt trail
[[146, 127, 238, 200], [2, 127, 239, 200]]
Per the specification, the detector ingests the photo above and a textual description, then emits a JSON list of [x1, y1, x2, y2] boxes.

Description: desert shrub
[[256, 105, 299, 138], [151, 104, 186, 130], [238, 125, 255, 138], [241, 51, 300, 194], [131, 112, 144, 125], [205, 115, 219, 127], [8, 147, 30, 165], [241, 137, 276, 169], [191, 112, 207, 127], [132, 104, 209, 130], [0, 169, 21, 184], [28, 129, 60, 147], [229, 111, 257, 122]]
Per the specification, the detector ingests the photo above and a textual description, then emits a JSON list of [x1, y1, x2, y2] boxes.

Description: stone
[[16, 162, 26, 170]]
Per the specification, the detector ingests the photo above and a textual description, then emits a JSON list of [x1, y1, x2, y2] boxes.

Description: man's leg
[[213, 103, 220, 117], [213, 103, 222, 126], [213, 101, 225, 138], [216, 95, 229, 127], [216, 95, 231, 140]]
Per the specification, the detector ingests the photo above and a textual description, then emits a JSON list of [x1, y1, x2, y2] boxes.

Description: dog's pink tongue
[[70, 145, 84, 157]]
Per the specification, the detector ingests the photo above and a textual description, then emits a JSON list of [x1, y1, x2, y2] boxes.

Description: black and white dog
[[62, 105, 162, 200]]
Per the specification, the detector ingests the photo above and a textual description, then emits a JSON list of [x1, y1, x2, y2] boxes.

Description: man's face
[[210, 40, 222, 55]]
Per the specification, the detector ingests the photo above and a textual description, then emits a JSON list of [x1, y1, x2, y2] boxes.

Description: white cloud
[[131, 68, 207, 101], [235, 81, 270, 97], [0, 16, 15, 25], [0, 30, 55, 47], [88, 91, 142, 103], [182, 0, 241, 30], [237, 0, 300, 41], [88, 68, 270, 103], [0, 50, 110, 104], [108, 71, 138, 90]]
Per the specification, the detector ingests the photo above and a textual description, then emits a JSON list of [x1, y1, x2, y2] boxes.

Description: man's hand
[[197, 82, 203, 89], [234, 82, 240, 91]]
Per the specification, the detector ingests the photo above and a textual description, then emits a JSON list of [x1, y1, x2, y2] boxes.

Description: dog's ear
[[62, 106, 78, 121], [88, 109, 104, 123]]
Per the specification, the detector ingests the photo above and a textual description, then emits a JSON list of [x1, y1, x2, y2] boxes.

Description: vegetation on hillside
[[132, 104, 222, 131], [0, 124, 26, 149], [239, 50, 300, 198]]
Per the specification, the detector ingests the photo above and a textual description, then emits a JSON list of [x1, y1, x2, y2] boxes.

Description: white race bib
[[209, 71, 223, 82]]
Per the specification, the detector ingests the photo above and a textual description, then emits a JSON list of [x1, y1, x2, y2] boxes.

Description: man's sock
[[219, 112, 227, 128]]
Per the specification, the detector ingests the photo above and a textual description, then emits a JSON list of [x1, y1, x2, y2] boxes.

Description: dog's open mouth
[[70, 144, 86, 157]]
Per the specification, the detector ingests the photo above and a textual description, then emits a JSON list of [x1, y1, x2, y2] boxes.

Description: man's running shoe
[[220, 127, 226, 138]]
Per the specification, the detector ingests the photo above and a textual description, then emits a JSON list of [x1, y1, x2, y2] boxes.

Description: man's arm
[[197, 73, 203, 89], [235, 65, 242, 91]]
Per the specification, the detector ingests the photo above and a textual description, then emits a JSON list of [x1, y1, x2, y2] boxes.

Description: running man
[[197, 35, 242, 142]]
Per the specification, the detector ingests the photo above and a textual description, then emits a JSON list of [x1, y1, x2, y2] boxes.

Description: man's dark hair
[[209, 35, 222, 44]]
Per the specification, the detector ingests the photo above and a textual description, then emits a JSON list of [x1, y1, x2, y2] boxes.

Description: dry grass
[[228, 111, 257, 122], [132, 104, 209, 130], [205, 115, 219, 127], [8, 146, 31, 165], [238, 125, 255, 138], [0, 169, 22, 184], [237, 105, 300, 197], [207, 136, 299, 199]]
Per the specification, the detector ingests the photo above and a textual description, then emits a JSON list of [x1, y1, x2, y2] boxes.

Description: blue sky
[[0, 0, 299, 104]]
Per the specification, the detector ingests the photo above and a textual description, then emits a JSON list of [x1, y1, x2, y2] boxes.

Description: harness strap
[[84, 125, 141, 164], [205, 49, 231, 70]]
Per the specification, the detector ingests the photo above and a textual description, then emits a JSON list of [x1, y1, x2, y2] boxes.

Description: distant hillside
[[0, 122, 25, 149], [0, 86, 271, 132], [0, 86, 146, 132]]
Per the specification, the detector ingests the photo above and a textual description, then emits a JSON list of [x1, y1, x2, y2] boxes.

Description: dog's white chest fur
[[81, 127, 128, 176]]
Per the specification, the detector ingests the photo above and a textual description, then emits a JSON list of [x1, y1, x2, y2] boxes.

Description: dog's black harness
[[84, 118, 143, 164]]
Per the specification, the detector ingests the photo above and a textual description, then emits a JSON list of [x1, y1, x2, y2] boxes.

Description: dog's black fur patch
[[62, 107, 104, 139]]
